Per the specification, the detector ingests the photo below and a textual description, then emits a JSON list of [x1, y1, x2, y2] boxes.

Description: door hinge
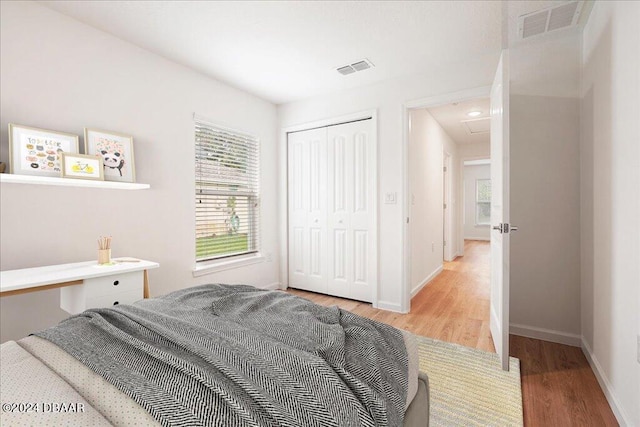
[[407, 217, 410, 224], [443, 166, 447, 172], [444, 203, 447, 209], [444, 240, 447, 247]]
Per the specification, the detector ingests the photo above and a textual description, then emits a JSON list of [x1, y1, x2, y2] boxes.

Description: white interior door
[[327, 120, 375, 302], [287, 127, 328, 293], [489, 50, 511, 371]]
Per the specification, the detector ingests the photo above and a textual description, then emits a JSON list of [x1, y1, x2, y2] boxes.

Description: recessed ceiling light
[[467, 111, 482, 117]]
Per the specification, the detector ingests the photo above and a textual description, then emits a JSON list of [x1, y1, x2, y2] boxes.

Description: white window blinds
[[195, 120, 259, 262]]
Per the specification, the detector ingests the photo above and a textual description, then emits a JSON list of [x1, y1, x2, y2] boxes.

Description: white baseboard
[[260, 282, 282, 290], [581, 339, 630, 426], [375, 300, 404, 313], [411, 265, 443, 298], [509, 323, 582, 347]]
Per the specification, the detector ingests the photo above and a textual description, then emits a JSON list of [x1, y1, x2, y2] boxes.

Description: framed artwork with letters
[[8, 124, 79, 177]]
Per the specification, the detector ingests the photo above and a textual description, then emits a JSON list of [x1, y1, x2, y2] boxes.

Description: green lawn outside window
[[196, 233, 249, 259]]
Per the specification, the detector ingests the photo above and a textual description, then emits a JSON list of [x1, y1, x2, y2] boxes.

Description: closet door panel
[[327, 129, 352, 299], [351, 229, 370, 301], [309, 228, 323, 277], [291, 227, 305, 275], [332, 135, 347, 213], [288, 140, 308, 286], [327, 120, 374, 302], [328, 228, 348, 298], [307, 137, 326, 284], [350, 128, 374, 302], [353, 133, 369, 214], [287, 127, 327, 293]]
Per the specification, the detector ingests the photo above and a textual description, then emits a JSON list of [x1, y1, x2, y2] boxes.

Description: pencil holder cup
[[98, 249, 111, 265]]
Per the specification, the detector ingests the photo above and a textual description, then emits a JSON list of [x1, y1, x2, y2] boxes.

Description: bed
[[0, 284, 429, 426]]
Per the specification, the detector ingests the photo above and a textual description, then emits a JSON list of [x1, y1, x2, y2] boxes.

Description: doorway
[[404, 89, 499, 352], [404, 52, 511, 371], [405, 90, 492, 299]]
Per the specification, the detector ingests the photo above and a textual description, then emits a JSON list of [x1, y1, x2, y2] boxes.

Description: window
[[476, 179, 491, 225], [195, 119, 259, 262]]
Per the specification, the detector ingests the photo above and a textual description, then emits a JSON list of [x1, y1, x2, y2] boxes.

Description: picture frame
[[84, 128, 136, 183], [8, 124, 79, 177], [60, 153, 104, 181]]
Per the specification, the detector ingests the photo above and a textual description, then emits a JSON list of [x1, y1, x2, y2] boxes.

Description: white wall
[[504, 19, 584, 345], [0, 2, 280, 342], [463, 164, 490, 241], [581, 1, 640, 424], [509, 95, 581, 337], [408, 109, 457, 296], [278, 55, 500, 311], [458, 141, 490, 159]]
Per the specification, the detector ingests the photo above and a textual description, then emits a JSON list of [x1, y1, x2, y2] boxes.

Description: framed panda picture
[[84, 128, 136, 183]]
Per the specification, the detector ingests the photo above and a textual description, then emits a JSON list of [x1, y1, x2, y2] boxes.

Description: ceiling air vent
[[337, 66, 357, 75], [518, 1, 584, 40], [336, 59, 374, 76]]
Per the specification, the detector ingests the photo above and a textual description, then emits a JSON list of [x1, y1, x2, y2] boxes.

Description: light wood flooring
[[287, 240, 617, 426]]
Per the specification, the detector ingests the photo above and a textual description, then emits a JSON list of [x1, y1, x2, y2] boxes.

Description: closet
[[287, 118, 376, 302]]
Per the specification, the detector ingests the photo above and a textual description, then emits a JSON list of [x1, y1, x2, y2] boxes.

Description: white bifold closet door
[[288, 119, 375, 302]]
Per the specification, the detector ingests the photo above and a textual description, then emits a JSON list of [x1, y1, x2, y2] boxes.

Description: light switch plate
[[384, 192, 397, 204]]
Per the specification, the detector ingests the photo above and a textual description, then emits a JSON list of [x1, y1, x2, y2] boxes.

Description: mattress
[[1, 337, 429, 426], [0, 285, 429, 426]]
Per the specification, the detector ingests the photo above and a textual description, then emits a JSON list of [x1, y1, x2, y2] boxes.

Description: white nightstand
[[0, 259, 159, 314]]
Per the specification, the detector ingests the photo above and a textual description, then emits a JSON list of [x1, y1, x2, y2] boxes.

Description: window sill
[[193, 253, 264, 277]]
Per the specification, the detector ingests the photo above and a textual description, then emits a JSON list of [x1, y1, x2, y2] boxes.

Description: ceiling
[[40, 1, 587, 105], [428, 98, 491, 146]]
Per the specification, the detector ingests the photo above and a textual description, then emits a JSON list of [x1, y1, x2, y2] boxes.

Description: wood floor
[[287, 240, 617, 426]]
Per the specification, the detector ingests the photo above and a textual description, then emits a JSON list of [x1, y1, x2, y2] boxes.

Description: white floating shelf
[[0, 173, 150, 190]]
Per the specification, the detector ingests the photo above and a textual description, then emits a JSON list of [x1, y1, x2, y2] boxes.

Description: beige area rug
[[415, 336, 523, 426]]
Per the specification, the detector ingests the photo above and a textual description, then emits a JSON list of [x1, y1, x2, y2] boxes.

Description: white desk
[[0, 259, 159, 314]]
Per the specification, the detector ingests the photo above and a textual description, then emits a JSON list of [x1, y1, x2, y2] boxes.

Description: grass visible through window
[[196, 233, 248, 259]]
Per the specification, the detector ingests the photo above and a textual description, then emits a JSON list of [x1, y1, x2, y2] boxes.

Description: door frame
[[443, 150, 454, 262], [401, 86, 491, 313], [279, 109, 379, 306]]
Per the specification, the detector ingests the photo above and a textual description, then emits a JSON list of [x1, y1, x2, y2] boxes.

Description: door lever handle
[[493, 223, 518, 234]]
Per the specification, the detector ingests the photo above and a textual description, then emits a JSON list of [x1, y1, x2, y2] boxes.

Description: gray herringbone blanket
[[37, 285, 408, 426]]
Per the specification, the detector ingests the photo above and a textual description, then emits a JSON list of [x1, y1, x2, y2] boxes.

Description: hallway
[[411, 239, 494, 351]]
